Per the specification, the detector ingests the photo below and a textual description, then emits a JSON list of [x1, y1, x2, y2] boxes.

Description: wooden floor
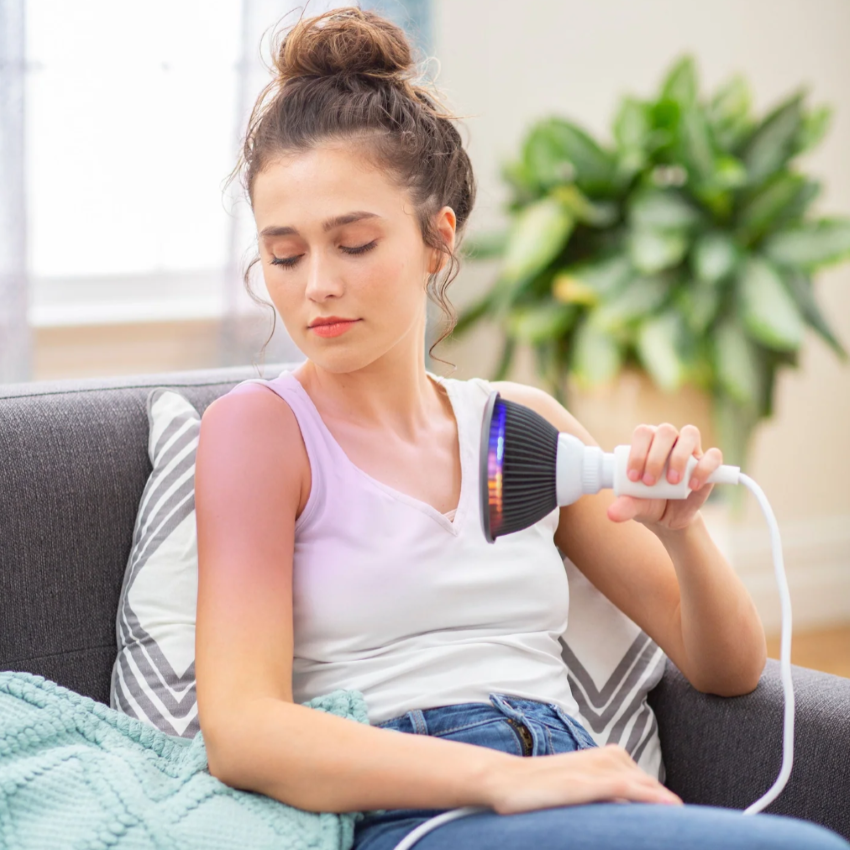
[[766, 625, 850, 679]]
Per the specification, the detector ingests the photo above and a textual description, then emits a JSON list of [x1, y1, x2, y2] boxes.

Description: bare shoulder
[[198, 384, 310, 519], [488, 380, 600, 448]]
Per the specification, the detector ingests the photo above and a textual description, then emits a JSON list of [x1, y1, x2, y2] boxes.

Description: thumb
[[607, 495, 642, 523]]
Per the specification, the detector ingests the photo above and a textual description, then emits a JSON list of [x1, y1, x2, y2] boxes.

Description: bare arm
[[213, 696, 510, 813]]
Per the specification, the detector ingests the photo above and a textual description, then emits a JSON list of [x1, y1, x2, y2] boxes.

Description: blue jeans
[[351, 692, 849, 850]]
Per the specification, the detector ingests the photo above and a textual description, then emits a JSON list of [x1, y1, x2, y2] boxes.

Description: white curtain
[[1, 1, 434, 382], [0, 0, 31, 384]]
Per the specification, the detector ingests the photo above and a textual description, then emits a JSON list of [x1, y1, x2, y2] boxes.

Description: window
[[26, 0, 243, 325]]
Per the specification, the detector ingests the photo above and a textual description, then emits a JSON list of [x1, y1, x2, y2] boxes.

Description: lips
[[309, 316, 358, 328], [309, 318, 360, 338]]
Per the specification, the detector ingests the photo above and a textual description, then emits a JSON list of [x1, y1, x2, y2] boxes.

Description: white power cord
[[738, 472, 794, 814], [387, 463, 794, 848]]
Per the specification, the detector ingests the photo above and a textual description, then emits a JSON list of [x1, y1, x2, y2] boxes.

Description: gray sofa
[[1, 363, 849, 840]]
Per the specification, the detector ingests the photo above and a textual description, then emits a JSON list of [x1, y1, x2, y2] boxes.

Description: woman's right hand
[[483, 744, 683, 814]]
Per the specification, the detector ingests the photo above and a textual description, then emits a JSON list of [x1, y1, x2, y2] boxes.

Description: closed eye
[[270, 240, 378, 269]]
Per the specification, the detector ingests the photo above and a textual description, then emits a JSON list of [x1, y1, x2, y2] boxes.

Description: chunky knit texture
[[0, 671, 371, 849]]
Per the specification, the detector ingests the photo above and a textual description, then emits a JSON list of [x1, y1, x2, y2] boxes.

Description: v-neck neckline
[[280, 368, 468, 536]]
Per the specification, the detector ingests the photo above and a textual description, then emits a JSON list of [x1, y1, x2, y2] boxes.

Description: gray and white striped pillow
[[110, 388, 201, 738], [559, 556, 667, 780]]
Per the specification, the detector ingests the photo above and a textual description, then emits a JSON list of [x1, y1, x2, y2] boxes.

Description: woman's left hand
[[606, 423, 723, 534]]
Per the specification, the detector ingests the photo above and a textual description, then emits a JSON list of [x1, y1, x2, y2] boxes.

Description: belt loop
[[407, 708, 428, 735], [488, 693, 525, 724]]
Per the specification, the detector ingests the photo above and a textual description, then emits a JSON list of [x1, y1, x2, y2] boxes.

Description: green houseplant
[[454, 55, 850, 488]]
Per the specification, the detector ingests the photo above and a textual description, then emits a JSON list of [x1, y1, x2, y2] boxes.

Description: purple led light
[[487, 401, 506, 534]]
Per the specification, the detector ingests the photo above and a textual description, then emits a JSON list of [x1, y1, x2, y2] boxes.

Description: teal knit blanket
[[0, 671, 375, 849]]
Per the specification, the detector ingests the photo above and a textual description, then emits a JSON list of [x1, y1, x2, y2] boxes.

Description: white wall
[[432, 0, 850, 631]]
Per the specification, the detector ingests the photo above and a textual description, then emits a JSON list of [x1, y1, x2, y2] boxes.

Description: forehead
[[251, 145, 408, 229]]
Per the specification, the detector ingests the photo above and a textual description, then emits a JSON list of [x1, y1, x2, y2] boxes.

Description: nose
[[305, 252, 344, 301]]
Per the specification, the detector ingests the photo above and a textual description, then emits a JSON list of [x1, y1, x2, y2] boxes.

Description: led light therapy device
[[388, 391, 796, 850], [478, 391, 794, 812]]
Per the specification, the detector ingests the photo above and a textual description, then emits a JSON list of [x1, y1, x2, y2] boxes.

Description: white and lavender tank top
[[224, 367, 580, 725]]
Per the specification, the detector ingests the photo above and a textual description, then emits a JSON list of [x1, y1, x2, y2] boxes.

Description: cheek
[[358, 254, 418, 308]]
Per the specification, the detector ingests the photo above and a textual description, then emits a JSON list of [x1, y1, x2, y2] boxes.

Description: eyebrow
[[259, 211, 383, 239]]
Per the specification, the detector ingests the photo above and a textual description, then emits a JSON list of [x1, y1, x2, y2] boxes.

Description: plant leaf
[[708, 74, 753, 150], [452, 290, 495, 337], [679, 105, 717, 184], [793, 105, 832, 157], [739, 91, 805, 186], [533, 338, 567, 404], [659, 56, 698, 109], [737, 171, 808, 242], [500, 156, 539, 201], [783, 270, 849, 361], [593, 274, 670, 331], [712, 155, 748, 190], [711, 391, 761, 492], [762, 218, 850, 270], [675, 284, 722, 335], [738, 256, 804, 351], [628, 229, 689, 274], [613, 96, 651, 153], [571, 316, 623, 388], [543, 118, 618, 195], [712, 316, 763, 406], [635, 311, 687, 391], [460, 229, 510, 261], [556, 254, 632, 301], [523, 121, 579, 190], [506, 300, 578, 344], [628, 189, 702, 230], [692, 231, 739, 283], [550, 184, 618, 227], [552, 273, 599, 306], [488, 196, 574, 312], [491, 335, 518, 382]]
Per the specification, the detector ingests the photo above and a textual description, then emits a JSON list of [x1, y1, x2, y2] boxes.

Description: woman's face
[[251, 143, 455, 374]]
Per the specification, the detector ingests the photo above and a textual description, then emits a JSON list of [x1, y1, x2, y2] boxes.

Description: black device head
[[478, 390, 560, 543]]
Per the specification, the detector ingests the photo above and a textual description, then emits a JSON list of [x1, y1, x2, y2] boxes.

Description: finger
[[667, 424, 700, 486], [689, 446, 724, 491], [643, 423, 678, 486], [607, 495, 648, 524], [627, 425, 656, 483], [610, 779, 682, 806]]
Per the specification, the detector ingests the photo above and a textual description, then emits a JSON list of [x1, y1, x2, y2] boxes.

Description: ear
[[429, 206, 457, 275]]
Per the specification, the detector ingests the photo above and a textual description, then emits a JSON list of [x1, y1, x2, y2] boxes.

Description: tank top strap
[[224, 369, 342, 531]]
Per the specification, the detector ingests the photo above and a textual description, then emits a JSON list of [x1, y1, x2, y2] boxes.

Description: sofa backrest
[[0, 361, 300, 706]]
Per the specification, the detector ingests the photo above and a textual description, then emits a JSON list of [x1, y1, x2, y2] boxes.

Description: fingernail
[[668, 470, 680, 484], [628, 469, 639, 482], [690, 478, 700, 490], [643, 472, 655, 485]]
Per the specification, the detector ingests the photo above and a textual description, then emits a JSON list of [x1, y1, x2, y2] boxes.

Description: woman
[[193, 6, 848, 849]]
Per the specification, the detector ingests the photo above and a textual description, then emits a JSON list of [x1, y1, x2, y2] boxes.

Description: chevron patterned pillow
[[110, 388, 202, 738], [559, 555, 667, 781]]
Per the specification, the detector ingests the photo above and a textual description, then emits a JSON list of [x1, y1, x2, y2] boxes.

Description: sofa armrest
[[648, 657, 850, 839]]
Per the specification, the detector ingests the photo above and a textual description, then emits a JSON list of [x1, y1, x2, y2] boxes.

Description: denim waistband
[[374, 692, 588, 741]]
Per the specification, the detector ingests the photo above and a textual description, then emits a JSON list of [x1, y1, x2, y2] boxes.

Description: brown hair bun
[[274, 7, 415, 87]]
